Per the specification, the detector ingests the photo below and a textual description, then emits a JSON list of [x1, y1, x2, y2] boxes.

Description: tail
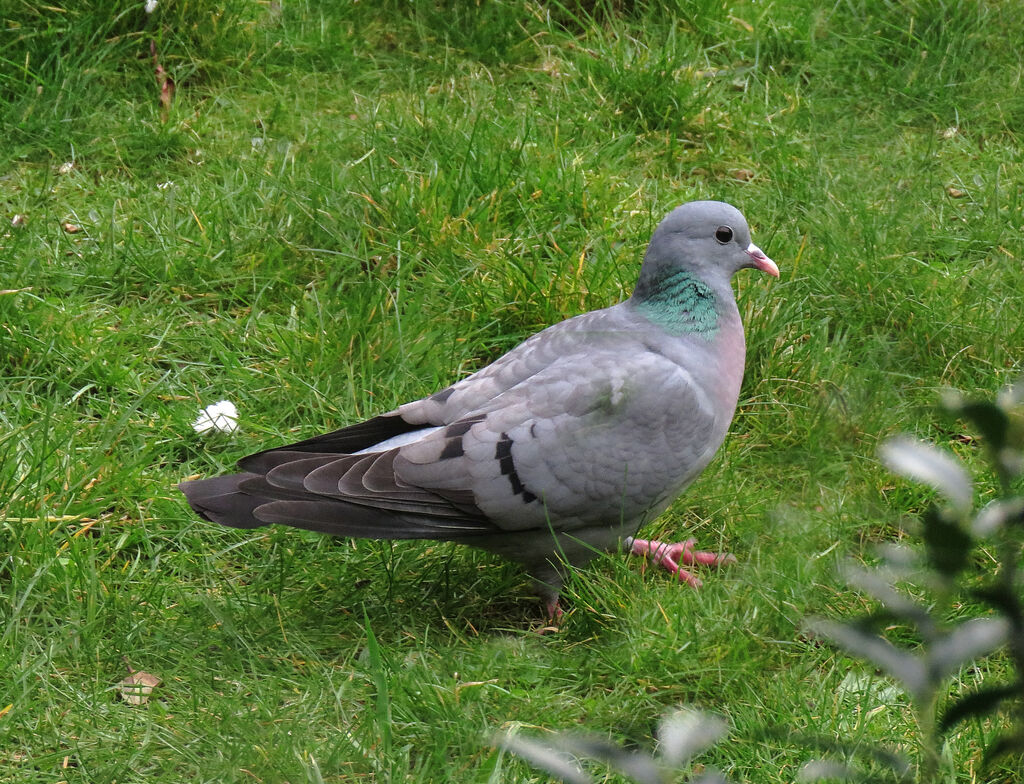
[[179, 473, 274, 529], [179, 473, 491, 540]]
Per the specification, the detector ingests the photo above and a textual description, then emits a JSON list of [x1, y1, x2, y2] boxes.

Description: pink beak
[[746, 242, 779, 277]]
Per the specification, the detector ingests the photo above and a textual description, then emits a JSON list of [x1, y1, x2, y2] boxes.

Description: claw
[[626, 536, 735, 587]]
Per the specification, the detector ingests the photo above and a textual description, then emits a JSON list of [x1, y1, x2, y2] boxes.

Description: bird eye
[[715, 225, 734, 244]]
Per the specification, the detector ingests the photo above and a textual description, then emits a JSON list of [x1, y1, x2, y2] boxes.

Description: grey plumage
[[180, 200, 778, 607]]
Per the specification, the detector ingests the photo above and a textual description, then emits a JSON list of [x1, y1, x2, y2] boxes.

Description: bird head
[[636, 200, 779, 298]]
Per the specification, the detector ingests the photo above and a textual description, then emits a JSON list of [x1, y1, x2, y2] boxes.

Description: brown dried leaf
[[117, 670, 161, 705], [947, 186, 966, 198], [61, 222, 81, 234], [728, 14, 754, 32]]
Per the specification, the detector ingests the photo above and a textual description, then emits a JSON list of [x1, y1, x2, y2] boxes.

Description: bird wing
[[237, 307, 617, 465], [394, 343, 723, 534], [230, 340, 720, 539]]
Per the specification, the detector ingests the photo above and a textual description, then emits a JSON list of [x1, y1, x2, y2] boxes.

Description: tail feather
[[179, 474, 268, 529], [252, 499, 491, 539], [179, 471, 494, 540]]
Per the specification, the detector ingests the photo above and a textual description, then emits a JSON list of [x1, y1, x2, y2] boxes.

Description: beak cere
[[746, 243, 780, 278]]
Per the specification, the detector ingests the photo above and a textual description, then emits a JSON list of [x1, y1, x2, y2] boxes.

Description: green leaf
[[756, 729, 911, 778], [498, 733, 594, 784], [692, 771, 728, 784], [841, 566, 933, 628], [807, 619, 926, 699], [951, 400, 1009, 454], [559, 736, 664, 784], [939, 682, 1021, 732], [920, 505, 973, 578], [971, 584, 1023, 624], [972, 498, 1024, 536], [945, 389, 1024, 478], [997, 379, 1024, 410], [798, 759, 855, 782], [930, 617, 1009, 681], [658, 709, 728, 768], [880, 437, 972, 514], [983, 730, 1024, 764]]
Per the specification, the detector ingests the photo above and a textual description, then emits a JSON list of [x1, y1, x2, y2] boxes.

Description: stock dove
[[180, 201, 778, 616]]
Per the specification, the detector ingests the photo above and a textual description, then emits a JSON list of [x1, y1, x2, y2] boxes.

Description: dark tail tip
[[179, 473, 268, 529]]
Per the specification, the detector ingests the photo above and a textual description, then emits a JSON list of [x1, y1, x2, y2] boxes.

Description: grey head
[[632, 200, 778, 303]]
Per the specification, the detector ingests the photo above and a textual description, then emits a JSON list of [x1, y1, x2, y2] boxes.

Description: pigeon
[[180, 200, 778, 617]]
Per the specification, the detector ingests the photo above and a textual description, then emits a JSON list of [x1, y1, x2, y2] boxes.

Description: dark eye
[[715, 225, 734, 244]]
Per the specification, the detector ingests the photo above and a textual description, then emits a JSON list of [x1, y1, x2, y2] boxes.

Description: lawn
[[1, 1, 1023, 781]]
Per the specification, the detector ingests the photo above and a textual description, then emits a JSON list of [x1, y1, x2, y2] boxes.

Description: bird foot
[[532, 597, 562, 634], [544, 596, 563, 622], [625, 537, 736, 588]]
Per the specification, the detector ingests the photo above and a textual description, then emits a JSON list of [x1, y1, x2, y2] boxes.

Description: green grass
[[2, 0, 1023, 781]]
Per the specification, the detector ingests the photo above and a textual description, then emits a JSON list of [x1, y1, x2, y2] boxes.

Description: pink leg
[[544, 596, 563, 623], [530, 596, 563, 634], [625, 537, 736, 588]]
